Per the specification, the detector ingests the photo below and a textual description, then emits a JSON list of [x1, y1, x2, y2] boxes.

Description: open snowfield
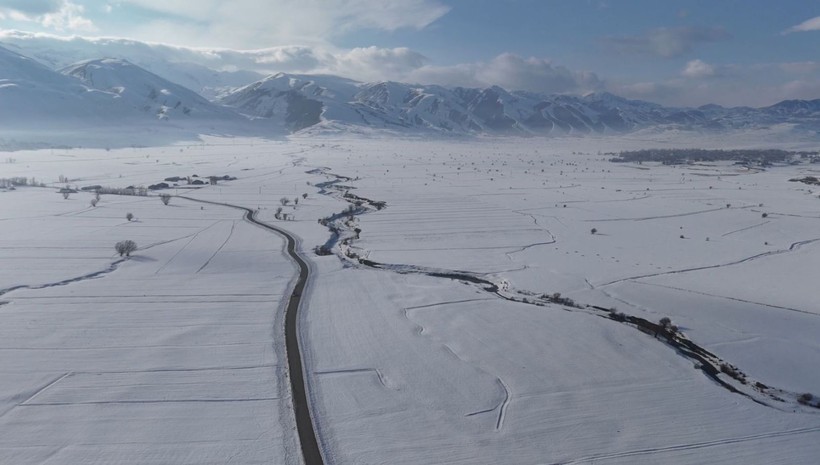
[[1, 132, 819, 464]]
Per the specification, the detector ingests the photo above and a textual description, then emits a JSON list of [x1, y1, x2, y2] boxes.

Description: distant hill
[[221, 73, 820, 135]]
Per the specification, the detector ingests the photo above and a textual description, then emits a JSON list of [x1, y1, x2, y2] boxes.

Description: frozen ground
[[1, 132, 819, 464], [0, 181, 299, 463]]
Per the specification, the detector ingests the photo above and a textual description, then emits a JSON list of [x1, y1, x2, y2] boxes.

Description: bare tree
[[160, 193, 171, 205], [280, 197, 290, 206], [115, 240, 137, 257]]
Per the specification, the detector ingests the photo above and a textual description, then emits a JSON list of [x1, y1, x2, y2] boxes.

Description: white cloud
[[41, 2, 95, 31], [251, 46, 325, 69], [612, 80, 685, 103], [603, 26, 730, 58], [613, 59, 820, 108], [781, 79, 820, 98], [784, 16, 820, 34], [778, 61, 819, 74], [0, 0, 95, 32], [0, 0, 63, 16], [410, 53, 604, 95], [11, 30, 819, 108], [0, 31, 601, 95], [115, 0, 449, 48], [330, 47, 428, 81], [682, 59, 715, 78]]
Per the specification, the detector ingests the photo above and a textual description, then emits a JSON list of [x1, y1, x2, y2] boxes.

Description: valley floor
[[1, 133, 818, 464]]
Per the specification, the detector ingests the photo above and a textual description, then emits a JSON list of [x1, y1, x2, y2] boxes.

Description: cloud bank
[[784, 16, 820, 34], [602, 26, 730, 58], [106, 0, 450, 48], [0, 27, 816, 108], [0, 0, 94, 31], [682, 59, 715, 78], [0, 31, 603, 96]]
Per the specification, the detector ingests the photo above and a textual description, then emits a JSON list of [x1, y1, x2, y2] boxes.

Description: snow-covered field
[[1, 133, 819, 464]]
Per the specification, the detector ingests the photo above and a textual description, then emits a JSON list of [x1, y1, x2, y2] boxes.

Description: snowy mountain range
[[62, 58, 240, 122], [1, 42, 819, 137], [0, 44, 128, 126], [222, 73, 820, 135]]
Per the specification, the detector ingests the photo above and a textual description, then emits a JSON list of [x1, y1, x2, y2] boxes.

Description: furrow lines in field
[[555, 426, 820, 464]]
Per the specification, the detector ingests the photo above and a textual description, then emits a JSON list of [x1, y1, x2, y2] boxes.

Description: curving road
[[178, 196, 324, 465]]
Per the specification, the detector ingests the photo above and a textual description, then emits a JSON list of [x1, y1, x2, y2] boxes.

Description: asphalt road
[[179, 196, 324, 465]]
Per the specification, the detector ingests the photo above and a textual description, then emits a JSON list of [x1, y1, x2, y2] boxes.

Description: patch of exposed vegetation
[[610, 148, 815, 165], [789, 176, 820, 186]]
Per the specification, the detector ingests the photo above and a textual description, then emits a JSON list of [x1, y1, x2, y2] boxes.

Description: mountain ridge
[[219, 72, 820, 135], [1, 43, 819, 137]]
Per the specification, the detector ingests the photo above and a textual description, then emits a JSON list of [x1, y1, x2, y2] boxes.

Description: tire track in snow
[[197, 220, 237, 273], [138, 232, 200, 251], [404, 298, 495, 311], [583, 206, 727, 222], [463, 377, 510, 432], [314, 368, 395, 390], [633, 281, 819, 318], [505, 210, 557, 259], [721, 220, 770, 237], [552, 425, 820, 464], [0, 372, 72, 421], [598, 237, 820, 287], [494, 378, 511, 431], [153, 220, 224, 275], [405, 302, 512, 431]]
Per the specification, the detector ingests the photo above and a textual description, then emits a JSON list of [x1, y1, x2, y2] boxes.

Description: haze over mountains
[[1, 41, 819, 138]]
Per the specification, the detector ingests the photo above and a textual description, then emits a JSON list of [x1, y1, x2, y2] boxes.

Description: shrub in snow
[[541, 292, 578, 308], [160, 193, 171, 205], [115, 240, 137, 257], [314, 245, 333, 256], [719, 363, 741, 379], [126, 213, 134, 221]]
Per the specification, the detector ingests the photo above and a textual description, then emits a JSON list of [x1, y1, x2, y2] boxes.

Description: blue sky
[[1, 0, 819, 106]]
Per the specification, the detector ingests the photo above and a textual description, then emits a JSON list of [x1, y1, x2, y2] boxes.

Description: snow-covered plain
[[1, 133, 819, 464]]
